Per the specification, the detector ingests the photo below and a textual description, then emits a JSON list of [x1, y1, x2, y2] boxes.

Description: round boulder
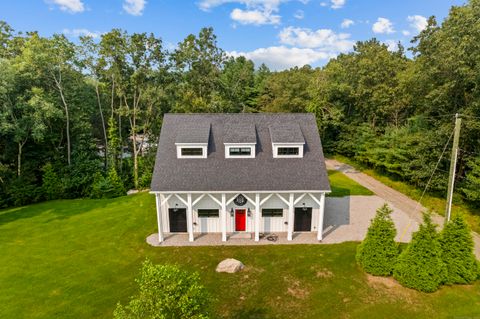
[[216, 258, 244, 273]]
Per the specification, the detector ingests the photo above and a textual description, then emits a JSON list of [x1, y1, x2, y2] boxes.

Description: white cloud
[[123, 0, 146, 16], [230, 8, 280, 25], [279, 26, 354, 52], [294, 9, 304, 19], [407, 15, 428, 32], [402, 30, 411, 36], [47, 0, 84, 13], [198, 0, 308, 25], [62, 28, 102, 39], [372, 17, 395, 34], [199, 0, 283, 11], [384, 40, 399, 52], [320, 2, 328, 6], [228, 46, 333, 70], [341, 18, 354, 29], [331, 0, 345, 9]]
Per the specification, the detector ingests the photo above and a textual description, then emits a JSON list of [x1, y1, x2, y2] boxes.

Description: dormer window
[[223, 123, 257, 159], [269, 123, 305, 158], [229, 147, 252, 156], [277, 147, 299, 156], [176, 144, 207, 158], [273, 144, 304, 158], [225, 144, 255, 158], [181, 147, 204, 157], [175, 123, 210, 159]]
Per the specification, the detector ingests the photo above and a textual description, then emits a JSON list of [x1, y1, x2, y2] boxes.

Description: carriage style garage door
[[294, 207, 312, 231], [168, 208, 187, 232]]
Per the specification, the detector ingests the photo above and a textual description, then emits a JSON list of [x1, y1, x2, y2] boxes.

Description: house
[[150, 113, 331, 243]]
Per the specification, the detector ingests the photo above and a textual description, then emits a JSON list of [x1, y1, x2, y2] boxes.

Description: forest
[[0, 0, 480, 211]]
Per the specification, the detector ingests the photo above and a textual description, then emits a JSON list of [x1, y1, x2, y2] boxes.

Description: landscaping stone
[[216, 258, 244, 273], [127, 189, 139, 195]]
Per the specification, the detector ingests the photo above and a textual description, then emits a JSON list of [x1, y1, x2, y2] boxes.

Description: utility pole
[[445, 113, 462, 223]]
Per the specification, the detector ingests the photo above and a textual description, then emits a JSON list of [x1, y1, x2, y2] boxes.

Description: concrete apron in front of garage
[[146, 195, 420, 247]]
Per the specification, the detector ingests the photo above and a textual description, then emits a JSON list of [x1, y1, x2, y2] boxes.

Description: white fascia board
[[150, 190, 332, 194], [175, 142, 208, 146]]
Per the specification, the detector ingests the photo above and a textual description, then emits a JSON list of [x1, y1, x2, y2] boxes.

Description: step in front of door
[[229, 232, 252, 239]]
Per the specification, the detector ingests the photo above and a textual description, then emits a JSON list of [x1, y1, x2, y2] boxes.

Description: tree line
[[1, 0, 480, 209]]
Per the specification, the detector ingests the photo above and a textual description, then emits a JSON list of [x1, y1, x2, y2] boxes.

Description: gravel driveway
[[326, 158, 480, 258]]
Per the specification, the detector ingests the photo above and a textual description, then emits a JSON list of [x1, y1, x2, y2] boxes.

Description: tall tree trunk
[[17, 139, 26, 177], [125, 94, 139, 190], [17, 142, 22, 177], [96, 84, 108, 169], [110, 76, 115, 118], [54, 72, 71, 166], [118, 97, 123, 171]]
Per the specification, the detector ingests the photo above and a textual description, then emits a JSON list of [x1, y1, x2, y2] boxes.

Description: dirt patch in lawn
[[314, 267, 334, 279], [284, 276, 310, 299], [366, 274, 400, 288], [365, 274, 422, 309]]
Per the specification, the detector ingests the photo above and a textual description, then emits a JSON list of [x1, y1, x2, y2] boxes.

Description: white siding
[[159, 192, 324, 234], [260, 195, 288, 233], [194, 195, 221, 233]]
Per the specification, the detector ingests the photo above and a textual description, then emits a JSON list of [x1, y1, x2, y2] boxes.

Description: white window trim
[[175, 143, 208, 159], [272, 143, 304, 158], [224, 143, 256, 159]]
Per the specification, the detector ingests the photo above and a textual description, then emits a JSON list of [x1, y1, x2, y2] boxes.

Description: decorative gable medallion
[[233, 194, 247, 206]]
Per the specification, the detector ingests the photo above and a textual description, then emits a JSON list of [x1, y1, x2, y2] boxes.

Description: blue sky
[[0, 0, 466, 70]]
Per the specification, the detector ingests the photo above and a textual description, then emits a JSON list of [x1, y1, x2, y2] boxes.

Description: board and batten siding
[[160, 192, 323, 234]]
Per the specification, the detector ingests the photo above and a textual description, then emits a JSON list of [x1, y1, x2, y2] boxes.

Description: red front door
[[235, 209, 246, 231]]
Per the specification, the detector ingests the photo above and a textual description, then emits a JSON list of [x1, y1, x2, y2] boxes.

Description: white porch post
[[287, 193, 294, 241], [155, 193, 164, 243], [317, 192, 326, 241], [221, 193, 227, 242], [254, 193, 260, 242], [187, 193, 194, 242]]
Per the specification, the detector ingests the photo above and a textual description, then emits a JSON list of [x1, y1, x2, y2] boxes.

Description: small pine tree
[[114, 260, 210, 319], [41, 163, 63, 200], [393, 213, 447, 292], [356, 203, 399, 276], [89, 168, 125, 199], [440, 214, 479, 285], [107, 167, 125, 197]]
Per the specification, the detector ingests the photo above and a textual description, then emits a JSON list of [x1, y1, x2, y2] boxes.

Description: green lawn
[[1, 192, 479, 318], [328, 169, 374, 197]]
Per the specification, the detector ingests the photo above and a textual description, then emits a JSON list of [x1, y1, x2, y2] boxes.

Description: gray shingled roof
[[175, 122, 210, 144], [223, 122, 256, 144], [151, 113, 331, 192], [269, 123, 305, 144]]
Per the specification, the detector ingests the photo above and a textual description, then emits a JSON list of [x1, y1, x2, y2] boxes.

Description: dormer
[[175, 123, 210, 159], [269, 123, 305, 158], [223, 123, 256, 158]]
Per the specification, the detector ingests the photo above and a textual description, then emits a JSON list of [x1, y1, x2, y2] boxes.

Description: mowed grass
[[1, 193, 479, 319], [328, 169, 374, 197]]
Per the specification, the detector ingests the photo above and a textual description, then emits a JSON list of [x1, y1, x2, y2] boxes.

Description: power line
[[414, 130, 454, 211]]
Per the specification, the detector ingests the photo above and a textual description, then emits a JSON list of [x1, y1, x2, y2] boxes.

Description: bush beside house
[[393, 213, 447, 292], [440, 214, 479, 285], [356, 203, 399, 276]]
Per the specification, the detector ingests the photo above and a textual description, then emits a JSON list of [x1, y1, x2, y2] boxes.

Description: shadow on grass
[[0, 198, 111, 227], [228, 307, 269, 319], [329, 186, 351, 197]]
